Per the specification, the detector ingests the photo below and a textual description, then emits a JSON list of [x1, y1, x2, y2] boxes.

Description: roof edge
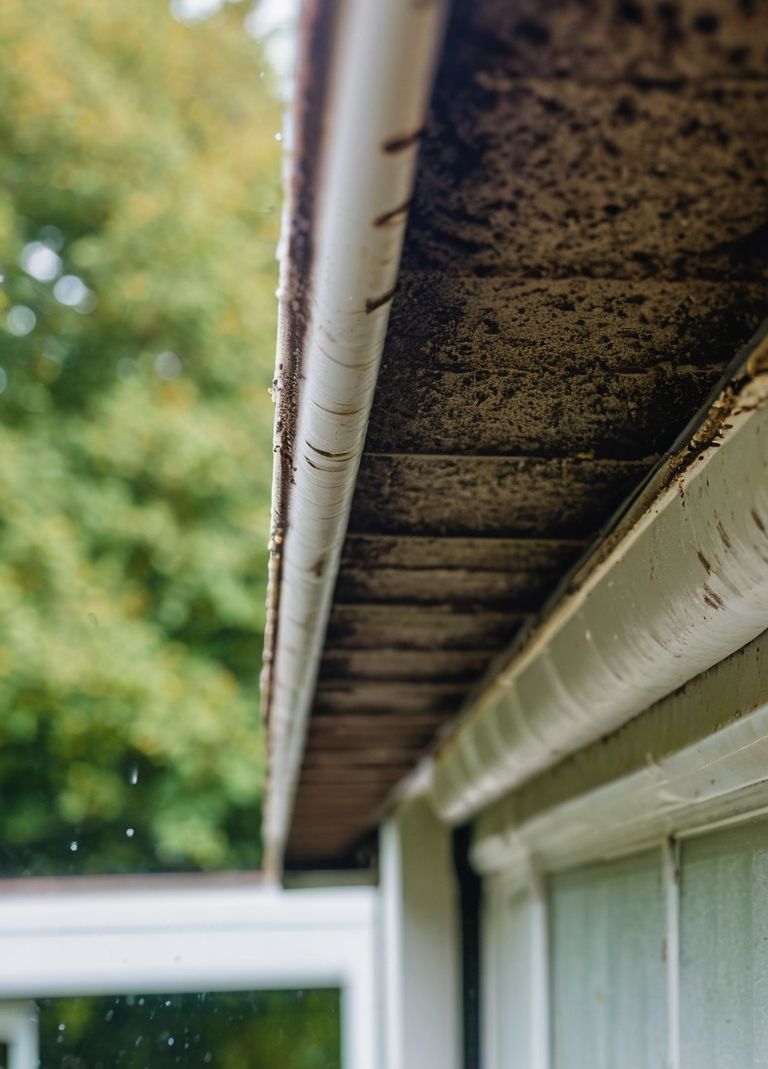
[[262, 0, 449, 873], [431, 323, 768, 823]]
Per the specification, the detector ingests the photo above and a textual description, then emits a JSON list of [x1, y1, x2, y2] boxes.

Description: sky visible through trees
[[0, 0, 285, 875]]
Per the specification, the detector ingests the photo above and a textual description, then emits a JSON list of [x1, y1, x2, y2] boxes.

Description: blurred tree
[[38, 990, 341, 1069], [0, 0, 282, 872]]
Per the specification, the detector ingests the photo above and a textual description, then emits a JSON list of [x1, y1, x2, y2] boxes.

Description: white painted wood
[[0, 1004, 38, 1069], [378, 797, 459, 1069], [549, 850, 667, 1069], [483, 877, 539, 1069], [679, 819, 768, 1069], [432, 333, 768, 826], [0, 880, 377, 1069], [472, 631, 768, 881], [663, 840, 681, 1069]]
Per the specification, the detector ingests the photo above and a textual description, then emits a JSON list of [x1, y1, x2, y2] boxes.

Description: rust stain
[[703, 584, 725, 610], [373, 198, 413, 227], [697, 550, 712, 574], [382, 127, 425, 154], [365, 285, 398, 314]]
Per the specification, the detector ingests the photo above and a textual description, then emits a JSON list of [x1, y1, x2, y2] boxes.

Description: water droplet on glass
[[58, 1023, 66, 1032], [204, 1054, 212, 1064], [126, 827, 135, 838], [167, 1037, 175, 1047], [274, 131, 282, 142], [164, 1001, 172, 1008], [21, 241, 62, 282], [130, 765, 139, 785], [69, 841, 78, 852], [54, 274, 90, 308], [6, 305, 37, 337], [104, 1009, 114, 1022], [154, 351, 182, 380]]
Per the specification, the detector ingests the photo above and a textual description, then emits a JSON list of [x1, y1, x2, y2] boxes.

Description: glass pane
[[37, 990, 340, 1069], [549, 850, 667, 1069], [680, 819, 768, 1069]]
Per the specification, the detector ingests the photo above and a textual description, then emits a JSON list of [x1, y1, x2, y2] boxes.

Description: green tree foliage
[[38, 990, 341, 1069], [0, 0, 282, 872]]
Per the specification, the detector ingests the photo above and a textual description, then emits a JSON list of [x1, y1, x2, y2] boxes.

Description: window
[[485, 814, 768, 1068]]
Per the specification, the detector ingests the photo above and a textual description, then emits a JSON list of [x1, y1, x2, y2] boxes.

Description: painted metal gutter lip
[[431, 323, 768, 825], [262, 0, 449, 873]]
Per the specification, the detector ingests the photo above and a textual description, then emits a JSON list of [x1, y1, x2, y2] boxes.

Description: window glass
[[36, 991, 340, 1069], [549, 850, 667, 1069], [680, 819, 768, 1069]]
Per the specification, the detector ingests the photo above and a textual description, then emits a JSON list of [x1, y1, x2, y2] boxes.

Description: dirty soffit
[[283, 0, 768, 867]]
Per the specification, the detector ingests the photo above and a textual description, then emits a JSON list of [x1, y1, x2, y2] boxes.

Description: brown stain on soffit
[[283, 0, 768, 867]]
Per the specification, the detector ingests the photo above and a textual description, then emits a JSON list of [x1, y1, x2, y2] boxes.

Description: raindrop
[[54, 274, 89, 308], [154, 351, 182, 380], [126, 827, 135, 839], [138, 998, 145, 1006], [164, 1001, 172, 1008], [135, 1036, 143, 1049], [203, 1055, 212, 1064], [6, 305, 37, 336], [167, 1038, 175, 1047], [0, 368, 8, 394], [104, 1009, 114, 1023], [69, 841, 78, 852], [130, 765, 139, 785], [274, 131, 282, 142], [21, 241, 62, 282], [58, 1024, 66, 1032]]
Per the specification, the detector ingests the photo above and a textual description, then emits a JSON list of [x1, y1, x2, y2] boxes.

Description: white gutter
[[263, 0, 448, 870], [431, 330, 768, 824]]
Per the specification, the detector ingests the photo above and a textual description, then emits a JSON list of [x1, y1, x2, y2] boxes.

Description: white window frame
[[0, 878, 377, 1069], [474, 626, 768, 1069], [0, 1003, 38, 1069]]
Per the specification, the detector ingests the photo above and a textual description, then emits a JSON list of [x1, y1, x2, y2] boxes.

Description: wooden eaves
[[263, 0, 768, 872]]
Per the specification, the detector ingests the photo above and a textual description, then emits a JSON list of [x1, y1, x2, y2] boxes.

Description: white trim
[[528, 865, 550, 1069], [471, 625, 768, 879], [432, 333, 768, 825], [265, 0, 448, 869], [663, 840, 681, 1069], [377, 797, 460, 1069], [0, 1003, 38, 1069], [0, 881, 377, 1069]]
